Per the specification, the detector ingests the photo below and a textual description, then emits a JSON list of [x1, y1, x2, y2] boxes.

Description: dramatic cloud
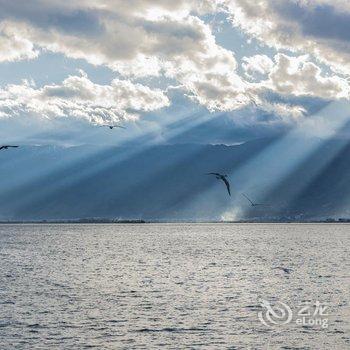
[[259, 101, 306, 122], [242, 54, 274, 77], [0, 0, 349, 127], [0, 0, 253, 114], [0, 0, 222, 74], [0, 72, 169, 123], [263, 54, 350, 99], [0, 22, 38, 62], [227, 0, 350, 74]]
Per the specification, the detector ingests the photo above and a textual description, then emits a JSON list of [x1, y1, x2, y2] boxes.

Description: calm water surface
[[0, 223, 349, 349]]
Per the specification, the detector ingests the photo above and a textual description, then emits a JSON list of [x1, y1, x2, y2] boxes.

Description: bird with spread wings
[[242, 193, 267, 207], [206, 173, 231, 196], [100, 124, 126, 130], [0, 145, 19, 151]]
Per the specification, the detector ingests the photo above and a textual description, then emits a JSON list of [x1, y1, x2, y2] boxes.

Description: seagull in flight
[[242, 193, 266, 207], [0, 145, 19, 151], [206, 173, 231, 196], [274, 266, 292, 274], [100, 124, 126, 130]]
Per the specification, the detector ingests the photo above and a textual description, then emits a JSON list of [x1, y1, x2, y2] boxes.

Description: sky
[[3, 1, 350, 220], [1, 0, 350, 147]]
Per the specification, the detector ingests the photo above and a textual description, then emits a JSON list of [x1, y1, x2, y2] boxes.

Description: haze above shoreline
[[0, 218, 349, 224]]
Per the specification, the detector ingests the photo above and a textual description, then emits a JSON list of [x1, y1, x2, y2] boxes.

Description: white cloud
[[0, 1, 222, 74], [226, 0, 350, 75], [242, 54, 274, 77], [259, 101, 307, 122], [0, 0, 254, 114], [0, 72, 170, 123], [162, 17, 252, 112], [0, 22, 38, 62], [0, 0, 349, 126], [263, 54, 350, 99]]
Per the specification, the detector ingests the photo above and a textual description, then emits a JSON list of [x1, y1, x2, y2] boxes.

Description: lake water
[[0, 223, 349, 349]]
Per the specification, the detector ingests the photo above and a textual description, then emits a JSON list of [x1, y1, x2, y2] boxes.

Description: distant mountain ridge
[[0, 138, 350, 221]]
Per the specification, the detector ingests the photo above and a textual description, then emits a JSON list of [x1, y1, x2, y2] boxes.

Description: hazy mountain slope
[[0, 138, 349, 221]]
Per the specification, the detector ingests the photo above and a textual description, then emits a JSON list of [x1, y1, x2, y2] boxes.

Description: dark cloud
[[0, 1, 104, 36], [274, 1, 350, 42]]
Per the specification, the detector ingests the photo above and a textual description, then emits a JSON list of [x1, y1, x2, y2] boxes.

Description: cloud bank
[[0, 72, 169, 123], [228, 0, 350, 74], [0, 0, 350, 127]]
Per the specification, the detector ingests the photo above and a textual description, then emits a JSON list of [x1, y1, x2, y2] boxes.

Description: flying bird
[[274, 266, 292, 274], [0, 145, 19, 151], [206, 173, 231, 196], [242, 193, 266, 207], [100, 124, 126, 130]]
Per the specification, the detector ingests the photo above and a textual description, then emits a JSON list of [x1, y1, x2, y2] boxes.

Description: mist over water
[[0, 223, 349, 349]]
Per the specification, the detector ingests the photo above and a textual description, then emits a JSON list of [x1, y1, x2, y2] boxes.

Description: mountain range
[[0, 137, 350, 221]]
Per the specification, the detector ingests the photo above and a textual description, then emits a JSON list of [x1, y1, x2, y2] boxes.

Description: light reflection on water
[[0, 223, 349, 349]]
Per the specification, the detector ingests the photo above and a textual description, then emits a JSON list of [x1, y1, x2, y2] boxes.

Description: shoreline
[[0, 220, 349, 224]]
